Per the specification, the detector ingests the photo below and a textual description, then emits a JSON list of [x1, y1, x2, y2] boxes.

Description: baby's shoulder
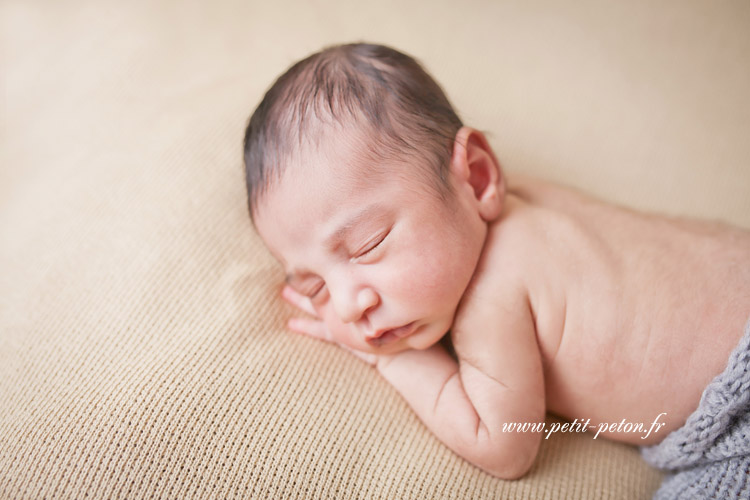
[[471, 192, 557, 318], [480, 198, 537, 287], [481, 179, 574, 283]]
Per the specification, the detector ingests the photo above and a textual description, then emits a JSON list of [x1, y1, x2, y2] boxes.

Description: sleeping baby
[[243, 43, 750, 498]]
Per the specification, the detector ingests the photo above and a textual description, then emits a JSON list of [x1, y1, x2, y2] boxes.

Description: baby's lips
[[366, 335, 384, 347], [393, 322, 417, 337], [365, 327, 389, 346], [366, 322, 417, 346], [381, 321, 416, 340]]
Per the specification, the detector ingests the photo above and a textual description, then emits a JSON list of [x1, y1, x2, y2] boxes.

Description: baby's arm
[[282, 280, 545, 479], [376, 282, 545, 479]]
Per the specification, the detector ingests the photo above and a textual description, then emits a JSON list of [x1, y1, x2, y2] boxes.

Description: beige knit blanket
[[2, 1, 748, 498]]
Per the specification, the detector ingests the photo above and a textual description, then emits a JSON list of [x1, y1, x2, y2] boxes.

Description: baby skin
[[253, 126, 750, 479]]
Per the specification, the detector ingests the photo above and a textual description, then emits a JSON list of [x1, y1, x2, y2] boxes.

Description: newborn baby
[[243, 43, 750, 493]]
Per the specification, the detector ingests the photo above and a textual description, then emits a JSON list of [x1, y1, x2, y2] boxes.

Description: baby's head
[[244, 42, 505, 353]]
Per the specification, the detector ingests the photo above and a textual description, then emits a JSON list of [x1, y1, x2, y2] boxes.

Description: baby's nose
[[335, 286, 379, 324]]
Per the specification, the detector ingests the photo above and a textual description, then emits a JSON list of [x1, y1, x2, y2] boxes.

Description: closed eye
[[353, 229, 390, 260], [305, 281, 325, 299], [288, 276, 325, 299]]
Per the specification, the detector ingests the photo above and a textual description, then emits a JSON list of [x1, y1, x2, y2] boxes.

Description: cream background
[[2, 1, 748, 498]]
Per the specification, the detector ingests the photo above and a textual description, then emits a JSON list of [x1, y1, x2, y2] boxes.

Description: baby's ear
[[450, 127, 504, 221]]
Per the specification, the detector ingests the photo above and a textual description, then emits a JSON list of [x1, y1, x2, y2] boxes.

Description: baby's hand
[[281, 285, 379, 366]]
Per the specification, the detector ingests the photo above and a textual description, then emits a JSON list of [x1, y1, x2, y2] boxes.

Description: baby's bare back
[[496, 175, 750, 445]]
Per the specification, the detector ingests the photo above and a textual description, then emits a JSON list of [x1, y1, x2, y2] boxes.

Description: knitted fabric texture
[[6, 1, 750, 498], [641, 320, 750, 499]]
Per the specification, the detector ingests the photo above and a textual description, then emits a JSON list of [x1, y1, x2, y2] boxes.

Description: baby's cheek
[[400, 253, 465, 301]]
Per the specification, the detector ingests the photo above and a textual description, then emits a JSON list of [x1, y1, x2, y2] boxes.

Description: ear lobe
[[451, 127, 504, 221]]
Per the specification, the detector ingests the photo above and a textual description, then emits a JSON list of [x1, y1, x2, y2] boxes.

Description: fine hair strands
[[243, 42, 465, 221]]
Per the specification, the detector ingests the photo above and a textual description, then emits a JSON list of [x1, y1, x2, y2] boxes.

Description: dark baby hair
[[242, 42, 464, 219]]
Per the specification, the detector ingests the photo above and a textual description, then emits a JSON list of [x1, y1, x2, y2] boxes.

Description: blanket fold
[[641, 319, 750, 499]]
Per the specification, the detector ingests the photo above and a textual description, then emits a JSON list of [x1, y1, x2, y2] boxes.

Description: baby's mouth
[[366, 321, 417, 346]]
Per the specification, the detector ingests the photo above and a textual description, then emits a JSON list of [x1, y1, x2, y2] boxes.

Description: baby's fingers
[[288, 317, 333, 342], [288, 317, 378, 366], [281, 285, 318, 317]]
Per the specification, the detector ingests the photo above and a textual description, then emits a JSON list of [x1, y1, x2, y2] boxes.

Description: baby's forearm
[[377, 344, 543, 479]]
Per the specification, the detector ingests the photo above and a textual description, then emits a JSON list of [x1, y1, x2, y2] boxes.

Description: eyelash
[[307, 282, 325, 299], [299, 230, 391, 299], [354, 230, 389, 260]]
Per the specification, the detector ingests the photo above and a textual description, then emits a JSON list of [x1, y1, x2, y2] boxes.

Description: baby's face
[[254, 133, 489, 354]]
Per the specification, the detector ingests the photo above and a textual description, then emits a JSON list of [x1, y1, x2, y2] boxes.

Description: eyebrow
[[324, 203, 386, 249], [284, 203, 386, 284]]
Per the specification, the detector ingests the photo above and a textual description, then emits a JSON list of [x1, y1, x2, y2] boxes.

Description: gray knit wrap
[[640, 319, 750, 499]]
